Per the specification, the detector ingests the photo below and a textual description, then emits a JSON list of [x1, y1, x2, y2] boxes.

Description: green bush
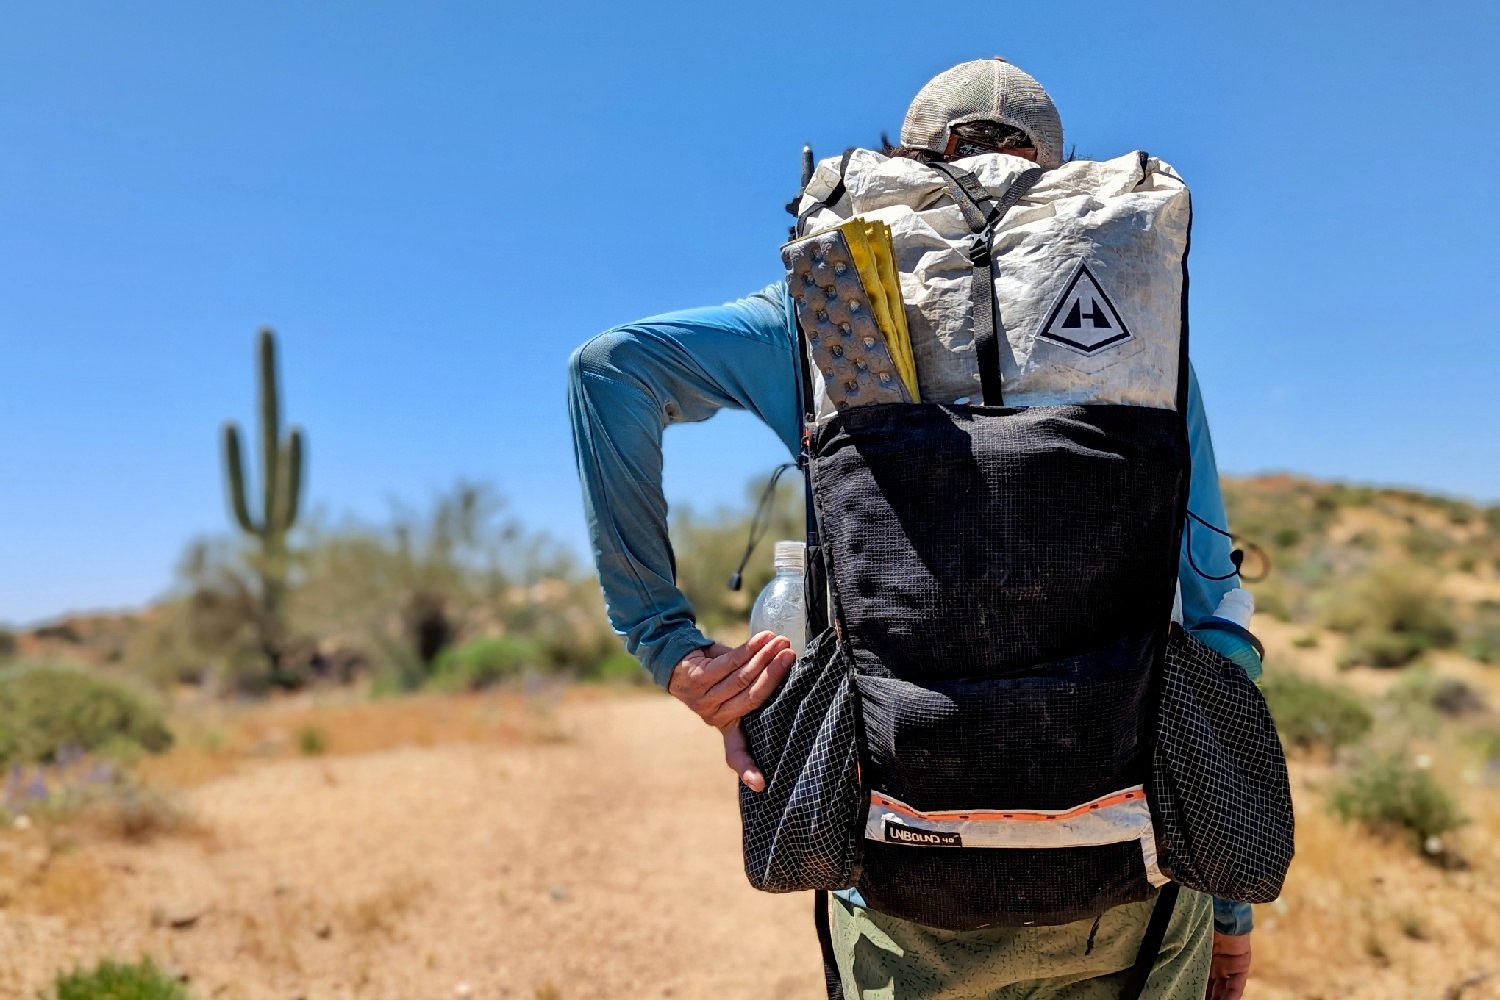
[[296, 725, 327, 756], [579, 650, 648, 684], [46, 957, 187, 1000], [1388, 666, 1486, 731], [1322, 565, 1458, 669], [1261, 672, 1372, 754], [430, 635, 538, 691], [1329, 753, 1467, 851], [0, 665, 172, 766]]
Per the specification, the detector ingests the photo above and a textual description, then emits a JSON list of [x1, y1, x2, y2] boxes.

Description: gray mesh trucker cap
[[900, 58, 1064, 169]]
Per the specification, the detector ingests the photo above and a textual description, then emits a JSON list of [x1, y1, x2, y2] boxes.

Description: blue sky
[[2, 1, 1497, 625]]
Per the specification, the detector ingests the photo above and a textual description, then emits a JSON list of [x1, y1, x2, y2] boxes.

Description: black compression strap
[[1119, 882, 1181, 1000], [928, 164, 1046, 404], [795, 148, 857, 235]]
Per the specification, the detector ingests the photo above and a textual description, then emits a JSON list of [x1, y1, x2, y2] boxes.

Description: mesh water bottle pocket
[[739, 628, 863, 892], [1151, 625, 1295, 901]]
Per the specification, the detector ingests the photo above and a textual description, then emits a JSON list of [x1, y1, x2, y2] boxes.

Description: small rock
[[455, 984, 473, 997], [1415, 753, 1433, 770], [1424, 835, 1444, 856], [151, 904, 208, 930], [11, 814, 31, 831], [314, 923, 332, 940], [547, 885, 568, 902]]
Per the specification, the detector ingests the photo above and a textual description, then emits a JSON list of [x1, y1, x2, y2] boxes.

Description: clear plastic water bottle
[[749, 541, 807, 656], [1189, 588, 1263, 681]]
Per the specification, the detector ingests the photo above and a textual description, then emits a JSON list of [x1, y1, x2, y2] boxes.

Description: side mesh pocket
[[1151, 625, 1295, 902], [739, 627, 863, 892]]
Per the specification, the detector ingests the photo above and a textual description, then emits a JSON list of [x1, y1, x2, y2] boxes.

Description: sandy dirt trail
[[2, 694, 827, 1000]]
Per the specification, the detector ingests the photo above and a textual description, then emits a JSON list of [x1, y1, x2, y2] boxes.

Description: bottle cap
[[1212, 588, 1254, 628], [773, 540, 805, 571]]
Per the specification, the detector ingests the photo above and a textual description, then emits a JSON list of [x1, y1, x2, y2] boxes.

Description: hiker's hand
[[1205, 931, 1251, 1000], [669, 632, 795, 727], [669, 632, 796, 792]]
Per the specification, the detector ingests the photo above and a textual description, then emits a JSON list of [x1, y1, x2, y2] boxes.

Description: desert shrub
[[430, 635, 539, 691], [1261, 672, 1372, 754], [0, 628, 15, 660], [0, 665, 172, 766], [297, 725, 327, 756], [1322, 565, 1458, 668], [1388, 666, 1486, 730], [46, 957, 187, 1000], [1330, 753, 1466, 851], [1462, 602, 1500, 665], [579, 650, 648, 684], [1403, 525, 1453, 561], [670, 473, 805, 635], [293, 482, 605, 690], [35, 622, 81, 643]]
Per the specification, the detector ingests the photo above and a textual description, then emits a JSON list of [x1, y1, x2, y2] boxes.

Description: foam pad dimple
[[783, 230, 911, 410]]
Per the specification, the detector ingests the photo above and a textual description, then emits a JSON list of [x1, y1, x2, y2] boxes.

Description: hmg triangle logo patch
[[1037, 262, 1132, 355]]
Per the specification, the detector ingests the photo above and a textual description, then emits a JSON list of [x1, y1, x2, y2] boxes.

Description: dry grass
[[1253, 758, 1500, 999], [0, 827, 107, 920], [142, 687, 582, 790], [338, 876, 431, 941]]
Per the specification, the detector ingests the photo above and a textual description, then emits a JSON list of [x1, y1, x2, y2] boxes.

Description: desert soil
[[0, 693, 825, 1000], [3, 688, 1499, 1000]]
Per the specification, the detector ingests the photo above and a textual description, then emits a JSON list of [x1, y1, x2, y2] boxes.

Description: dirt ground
[[2, 689, 1498, 1000], [0, 693, 825, 999]]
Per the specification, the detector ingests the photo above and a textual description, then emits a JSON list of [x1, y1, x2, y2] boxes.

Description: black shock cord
[[1185, 509, 1271, 583], [728, 462, 799, 591]]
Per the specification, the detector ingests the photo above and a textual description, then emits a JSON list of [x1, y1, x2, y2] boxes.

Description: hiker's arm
[[566, 282, 802, 689], [1181, 364, 1257, 943], [1179, 363, 1239, 627]]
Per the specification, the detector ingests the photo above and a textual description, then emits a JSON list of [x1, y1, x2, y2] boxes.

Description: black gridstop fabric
[[856, 839, 1156, 931], [855, 629, 1157, 813], [809, 403, 1187, 679], [739, 628, 864, 892], [1151, 626, 1295, 902]]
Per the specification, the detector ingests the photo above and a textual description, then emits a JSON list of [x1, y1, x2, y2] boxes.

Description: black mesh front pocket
[[1151, 625, 1294, 902], [856, 633, 1155, 812], [809, 403, 1186, 678], [849, 640, 1159, 929], [739, 628, 863, 892], [858, 840, 1153, 930]]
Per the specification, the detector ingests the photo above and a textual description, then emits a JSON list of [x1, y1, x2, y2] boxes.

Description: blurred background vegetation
[[4, 332, 1500, 910]]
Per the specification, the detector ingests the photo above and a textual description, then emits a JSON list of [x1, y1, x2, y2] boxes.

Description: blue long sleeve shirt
[[566, 280, 1253, 935]]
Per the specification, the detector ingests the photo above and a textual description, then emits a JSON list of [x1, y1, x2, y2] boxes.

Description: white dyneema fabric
[[795, 149, 1191, 412]]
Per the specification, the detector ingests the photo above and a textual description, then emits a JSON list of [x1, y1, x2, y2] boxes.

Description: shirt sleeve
[[1181, 364, 1256, 935], [566, 282, 799, 688], [1179, 363, 1238, 626]]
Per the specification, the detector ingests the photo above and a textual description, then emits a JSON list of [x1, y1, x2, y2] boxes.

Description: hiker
[[568, 59, 1260, 1000]]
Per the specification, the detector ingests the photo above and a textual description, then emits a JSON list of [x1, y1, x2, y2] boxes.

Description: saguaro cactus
[[222, 328, 305, 671]]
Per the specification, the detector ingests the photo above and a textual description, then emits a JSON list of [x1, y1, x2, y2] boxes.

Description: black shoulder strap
[[814, 890, 845, 999], [1118, 882, 1181, 1000]]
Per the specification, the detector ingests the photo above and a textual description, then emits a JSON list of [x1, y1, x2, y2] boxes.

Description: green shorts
[[830, 888, 1212, 1000]]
